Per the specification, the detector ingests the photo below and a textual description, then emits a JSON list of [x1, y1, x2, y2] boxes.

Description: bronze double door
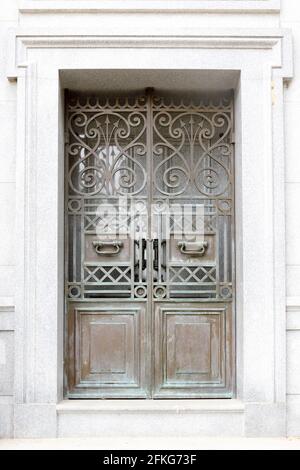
[[65, 91, 235, 398]]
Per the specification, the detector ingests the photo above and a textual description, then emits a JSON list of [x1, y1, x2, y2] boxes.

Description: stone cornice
[[7, 27, 293, 81], [19, 1, 281, 14]]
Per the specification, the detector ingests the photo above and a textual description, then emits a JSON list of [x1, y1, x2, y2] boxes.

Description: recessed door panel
[[65, 91, 234, 398], [67, 302, 148, 398], [153, 303, 232, 398]]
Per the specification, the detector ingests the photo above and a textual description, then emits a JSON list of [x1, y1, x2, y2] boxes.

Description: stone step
[[56, 399, 245, 438]]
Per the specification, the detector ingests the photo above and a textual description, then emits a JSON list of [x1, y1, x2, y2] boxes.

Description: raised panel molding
[[77, 311, 136, 384], [18, 1, 281, 14], [67, 304, 148, 398], [154, 304, 232, 398]]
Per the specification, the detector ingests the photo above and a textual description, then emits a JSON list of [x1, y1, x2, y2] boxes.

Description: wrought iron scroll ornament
[[68, 109, 147, 196], [153, 111, 232, 197], [66, 92, 234, 301]]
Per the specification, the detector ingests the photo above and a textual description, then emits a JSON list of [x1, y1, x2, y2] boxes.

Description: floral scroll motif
[[66, 93, 234, 302], [67, 106, 147, 196], [153, 110, 232, 197]]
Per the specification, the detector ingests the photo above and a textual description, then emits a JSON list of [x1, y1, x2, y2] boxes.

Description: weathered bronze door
[[65, 91, 234, 398]]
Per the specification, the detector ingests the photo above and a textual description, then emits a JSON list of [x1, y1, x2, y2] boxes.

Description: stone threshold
[[56, 399, 245, 414]]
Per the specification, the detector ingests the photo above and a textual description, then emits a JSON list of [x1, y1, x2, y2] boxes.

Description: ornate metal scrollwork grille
[[66, 92, 234, 302]]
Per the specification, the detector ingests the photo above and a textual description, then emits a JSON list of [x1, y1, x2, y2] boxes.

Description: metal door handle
[[93, 240, 123, 255], [141, 238, 147, 270], [152, 239, 167, 270], [153, 239, 159, 271], [178, 240, 208, 256]]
